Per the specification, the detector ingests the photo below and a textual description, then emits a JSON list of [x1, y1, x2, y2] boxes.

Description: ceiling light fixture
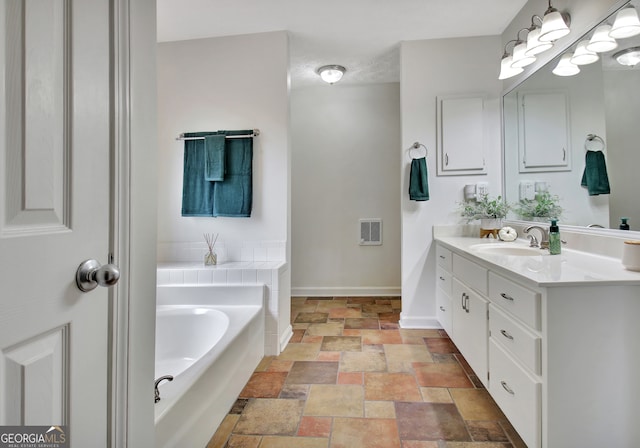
[[609, 5, 640, 39], [317, 65, 346, 84], [587, 24, 618, 53], [613, 46, 640, 66], [512, 28, 537, 68], [525, 15, 554, 56], [552, 53, 580, 76], [539, 0, 571, 42], [498, 40, 524, 80], [570, 40, 600, 65]]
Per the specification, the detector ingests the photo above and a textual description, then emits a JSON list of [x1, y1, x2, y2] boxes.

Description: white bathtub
[[154, 284, 265, 448]]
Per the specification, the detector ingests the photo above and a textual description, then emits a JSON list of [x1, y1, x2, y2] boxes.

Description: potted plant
[[459, 194, 510, 237], [514, 191, 563, 222]]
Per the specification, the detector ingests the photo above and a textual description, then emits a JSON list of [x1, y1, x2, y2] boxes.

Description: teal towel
[[581, 150, 610, 196], [409, 157, 429, 201], [213, 132, 253, 217], [204, 135, 226, 181], [181, 137, 215, 216]]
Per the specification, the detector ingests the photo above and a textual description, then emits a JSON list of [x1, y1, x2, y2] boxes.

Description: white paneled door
[[0, 0, 112, 446]]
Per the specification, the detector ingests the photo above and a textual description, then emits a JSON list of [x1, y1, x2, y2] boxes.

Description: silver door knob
[[76, 259, 120, 292]]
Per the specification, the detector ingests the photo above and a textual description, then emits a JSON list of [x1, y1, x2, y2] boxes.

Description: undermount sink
[[469, 243, 544, 257]]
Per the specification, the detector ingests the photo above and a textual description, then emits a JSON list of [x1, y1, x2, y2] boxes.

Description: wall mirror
[[503, 0, 640, 232]]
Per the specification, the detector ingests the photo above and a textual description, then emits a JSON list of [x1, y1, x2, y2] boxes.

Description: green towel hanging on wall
[[409, 157, 429, 201], [581, 150, 610, 196]]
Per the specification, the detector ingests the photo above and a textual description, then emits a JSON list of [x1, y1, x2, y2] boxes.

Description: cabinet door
[[452, 279, 489, 387], [436, 95, 487, 176], [518, 90, 570, 172]]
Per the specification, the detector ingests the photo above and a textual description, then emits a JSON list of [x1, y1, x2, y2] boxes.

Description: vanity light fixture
[[525, 15, 554, 56], [498, 40, 525, 80], [570, 40, 600, 65], [512, 28, 537, 68], [587, 24, 618, 53], [552, 53, 580, 76], [317, 65, 346, 84], [613, 46, 640, 66], [539, 0, 571, 42], [609, 4, 640, 39]]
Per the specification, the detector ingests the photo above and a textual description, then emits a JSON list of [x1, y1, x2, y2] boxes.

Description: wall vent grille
[[359, 219, 382, 246]]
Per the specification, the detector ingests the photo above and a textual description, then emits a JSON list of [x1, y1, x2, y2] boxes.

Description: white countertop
[[435, 236, 640, 287]]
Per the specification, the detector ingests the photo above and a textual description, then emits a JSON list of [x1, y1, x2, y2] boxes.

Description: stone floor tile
[[260, 436, 329, 448], [279, 384, 309, 400], [347, 297, 376, 304], [297, 416, 332, 438], [401, 442, 439, 448], [365, 400, 396, 418], [239, 372, 288, 398], [226, 434, 261, 448], [337, 371, 363, 385], [295, 312, 329, 323], [339, 350, 387, 372], [361, 329, 403, 344], [277, 343, 321, 361], [399, 329, 442, 344], [321, 336, 362, 352], [384, 344, 433, 372], [230, 398, 250, 414], [234, 399, 304, 435], [266, 359, 293, 372], [289, 329, 305, 343], [330, 418, 400, 448], [254, 356, 275, 372], [466, 421, 510, 442], [315, 300, 347, 311], [206, 414, 239, 448], [344, 318, 380, 329], [304, 384, 364, 417], [420, 387, 453, 403], [444, 443, 512, 448], [449, 389, 504, 421], [364, 372, 422, 402], [362, 304, 394, 314], [395, 402, 471, 441], [328, 307, 362, 319], [413, 362, 474, 388], [317, 351, 341, 361], [302, 335, 324, 343], [286, 361, 338, 384], [425, 338, 460, 354], [306, 322, 344, 337]]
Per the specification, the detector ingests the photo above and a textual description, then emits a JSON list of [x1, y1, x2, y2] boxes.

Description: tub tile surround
[[158, 240, 290, 355], [207, 297, 527, 448]]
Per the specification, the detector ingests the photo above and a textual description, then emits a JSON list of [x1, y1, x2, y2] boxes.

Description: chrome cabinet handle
[[445, 153, 449, 166], [501, 381, 515, 395], [439, 276, 446, 281], [76, 259, 121, 292], [439, 255, 446, 259], [439, 306, 446, 312], [500, 292, 514, 301], [500, 329, 514, 340]]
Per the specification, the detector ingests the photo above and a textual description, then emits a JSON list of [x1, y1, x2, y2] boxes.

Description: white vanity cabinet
[[435, 245, 453, 335], [434, 240, 640, 448]]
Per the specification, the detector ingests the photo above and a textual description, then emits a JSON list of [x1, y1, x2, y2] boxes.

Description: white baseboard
[[279, 324, 293, 354], [399, 313, 442, 329], [291, 286, 401, 297]]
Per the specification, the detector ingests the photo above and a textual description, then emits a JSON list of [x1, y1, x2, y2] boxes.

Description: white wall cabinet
[[435, 242, 640, 448], [436, 95, 487, 176]]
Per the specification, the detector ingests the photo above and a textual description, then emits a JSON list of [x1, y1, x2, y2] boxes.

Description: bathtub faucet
[[155, 375, 174, 403]]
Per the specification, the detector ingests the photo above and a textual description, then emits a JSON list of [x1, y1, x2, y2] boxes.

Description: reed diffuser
[[203, 233, 218, 266]]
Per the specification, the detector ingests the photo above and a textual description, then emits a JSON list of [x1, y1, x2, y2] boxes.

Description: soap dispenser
[[620, 217, 630, 230], [549, 219, 561, 255]]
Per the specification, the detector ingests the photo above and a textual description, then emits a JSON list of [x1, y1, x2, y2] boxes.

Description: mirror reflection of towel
[[409, 157, 429, 201], [581, 150, 610, 196]]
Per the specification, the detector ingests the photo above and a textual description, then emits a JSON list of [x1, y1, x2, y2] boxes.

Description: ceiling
[[157, 0, 528, 88]]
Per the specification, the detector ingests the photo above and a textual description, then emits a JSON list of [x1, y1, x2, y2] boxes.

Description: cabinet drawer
[[489, 340, 541, 448], [490, 304, 541, 375], [453, 254, 488, 295], [436, 245, 452, 271], [488, 272, 541, 330], [436, 266, 452, 296], [436, 289, 452, 336]]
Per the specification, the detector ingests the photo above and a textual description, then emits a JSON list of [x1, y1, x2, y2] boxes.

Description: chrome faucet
[[155, 375, 174, 403], [524, 225, 549, 249]]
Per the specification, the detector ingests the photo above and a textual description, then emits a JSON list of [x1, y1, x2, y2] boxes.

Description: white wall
[[156, 31, 290, 261], [290, 83, 401, 296], [400, 36, 503, 328]]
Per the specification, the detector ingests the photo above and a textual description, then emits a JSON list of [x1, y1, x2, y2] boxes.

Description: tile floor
[[207, 297, 527, 448]]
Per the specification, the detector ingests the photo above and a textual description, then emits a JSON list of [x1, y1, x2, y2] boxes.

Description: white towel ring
[[408, 142, 428, 160], [585, 134, 605, 152]]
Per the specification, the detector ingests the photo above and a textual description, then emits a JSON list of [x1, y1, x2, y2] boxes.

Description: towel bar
[[407, 141, 428, 159], [176, 129, 260, 141]]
